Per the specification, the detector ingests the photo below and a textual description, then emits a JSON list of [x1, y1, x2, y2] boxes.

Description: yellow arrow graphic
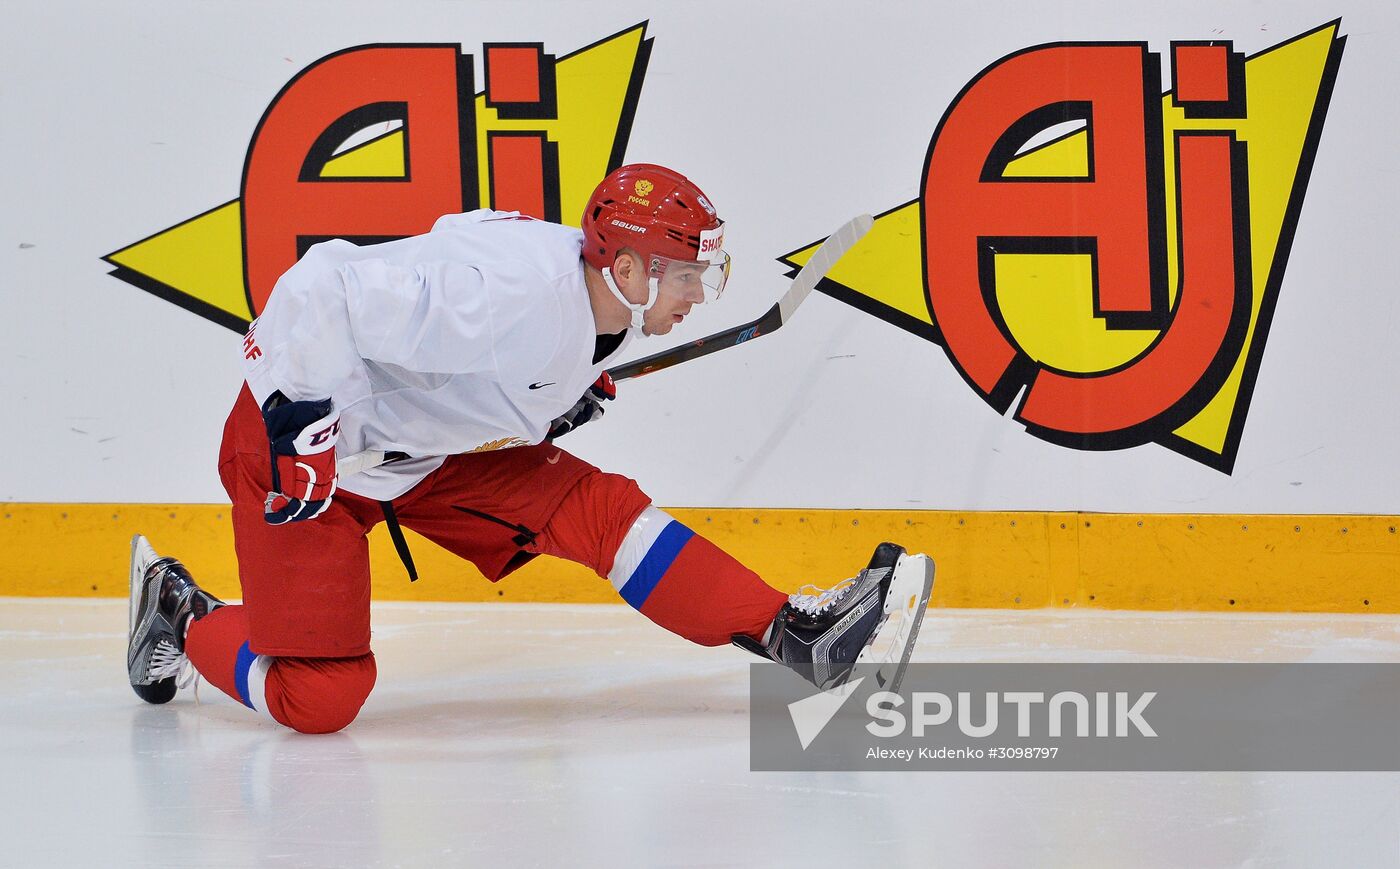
[[784, 23, 1344, 471], [105, 24, 651, 331]]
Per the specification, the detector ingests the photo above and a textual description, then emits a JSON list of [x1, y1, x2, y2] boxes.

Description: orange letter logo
[[108, 25, 652, 328], [925, 42, 1248, 447], [784, 23, 1344, 472]]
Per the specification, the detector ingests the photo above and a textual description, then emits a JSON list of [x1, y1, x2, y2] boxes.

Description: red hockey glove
[[547, 372, 616, 440], [261, 391, 340, 524]]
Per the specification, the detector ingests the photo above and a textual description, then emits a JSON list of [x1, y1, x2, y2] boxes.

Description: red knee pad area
[[264, 654, 378, 734], [531, 470, 652, 576]]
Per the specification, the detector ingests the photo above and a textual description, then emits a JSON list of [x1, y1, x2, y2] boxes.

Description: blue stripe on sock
[[234, 641, 256, 709], [619, 520, 695, 610]]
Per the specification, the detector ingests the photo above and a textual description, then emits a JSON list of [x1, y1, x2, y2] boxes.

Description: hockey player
[[127, 164, 934, 733]]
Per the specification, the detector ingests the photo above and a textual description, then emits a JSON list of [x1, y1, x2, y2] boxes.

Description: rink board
[[1, 504, 1394, 612]]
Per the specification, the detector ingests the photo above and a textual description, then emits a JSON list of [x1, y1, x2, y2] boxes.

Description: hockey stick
[[605, 212, 874, 380], [337, 449, 401, 477], [335, 213, 874, 477]]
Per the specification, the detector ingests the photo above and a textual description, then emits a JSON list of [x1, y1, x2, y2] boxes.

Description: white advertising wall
[[2, 1, 1394, 514]]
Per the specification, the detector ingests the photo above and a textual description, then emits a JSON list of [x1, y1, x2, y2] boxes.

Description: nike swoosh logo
[[546, 452, 562, 464], [528, 382, 555, 390]]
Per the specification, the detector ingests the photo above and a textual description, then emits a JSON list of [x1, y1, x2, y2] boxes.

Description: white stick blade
[[778, 213, 874, 323]]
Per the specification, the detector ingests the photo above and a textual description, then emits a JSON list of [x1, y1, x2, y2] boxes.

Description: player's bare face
[[643, 261, 708, 336]]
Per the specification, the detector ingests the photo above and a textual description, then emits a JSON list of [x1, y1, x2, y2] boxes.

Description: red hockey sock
[[534, 473, 787, 646], [185, 604, 377, 734], [633, 524, 788, 646], [184, 604, 257, 707]]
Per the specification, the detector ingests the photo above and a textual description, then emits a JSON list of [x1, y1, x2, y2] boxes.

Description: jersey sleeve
[[245, 238, 566, 402], [243, 246, 365, 404], [245, 253, 498, 403]]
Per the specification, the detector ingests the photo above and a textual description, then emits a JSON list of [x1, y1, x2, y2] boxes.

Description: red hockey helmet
[[580, 163, 729, 298]]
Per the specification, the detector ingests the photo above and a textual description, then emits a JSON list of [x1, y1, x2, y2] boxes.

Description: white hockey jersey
[[240, 210, 633, 501]]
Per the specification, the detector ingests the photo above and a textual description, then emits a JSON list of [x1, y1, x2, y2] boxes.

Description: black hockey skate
[[127, 534, 224, 704], [734, 542, 935, 692]]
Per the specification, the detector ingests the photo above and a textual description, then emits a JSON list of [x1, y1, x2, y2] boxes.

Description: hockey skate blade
[[128, 534, 158, 636], [127, 534, 179, 704], [855, 553, 935, 696]]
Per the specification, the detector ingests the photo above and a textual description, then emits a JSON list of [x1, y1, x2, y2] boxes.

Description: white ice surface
[[2, 600, 1398, 869]]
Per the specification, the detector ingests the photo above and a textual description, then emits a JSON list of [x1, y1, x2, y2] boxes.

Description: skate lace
[[788, 577, 856, 616], [149, 639, 199, 692]]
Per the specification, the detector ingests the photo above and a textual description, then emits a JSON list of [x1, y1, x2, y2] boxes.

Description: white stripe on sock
[[607, 506, 675, 593], [246, 654, 276, 720]]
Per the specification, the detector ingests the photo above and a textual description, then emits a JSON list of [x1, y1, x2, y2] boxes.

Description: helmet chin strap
[[602, 267, 660, 334]]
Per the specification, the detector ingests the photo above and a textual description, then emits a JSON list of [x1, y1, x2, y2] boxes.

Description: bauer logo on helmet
[[610, 219, 648, 234]]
